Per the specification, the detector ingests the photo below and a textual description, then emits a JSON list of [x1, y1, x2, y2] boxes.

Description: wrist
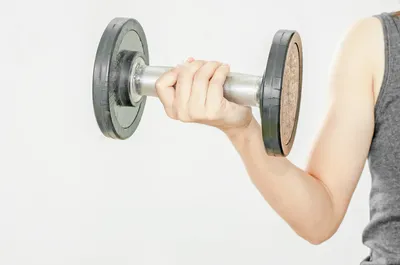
[[224, 117, 261, 146]]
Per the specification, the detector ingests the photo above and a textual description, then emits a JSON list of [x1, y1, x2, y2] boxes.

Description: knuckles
[[173, 105, 221, 123], [165, 110, 177, 120], [159, 60, 227, 124], [176, 113, 192, 123], [205, 111, 219, 121], [193, 70, 207, 82], [188, 106, 206, 122]]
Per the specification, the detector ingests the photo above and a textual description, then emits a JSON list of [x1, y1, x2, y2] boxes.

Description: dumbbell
[[92, 18, 303, 156]]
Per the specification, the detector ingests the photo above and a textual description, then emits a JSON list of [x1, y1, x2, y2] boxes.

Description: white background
[[1, 0, 399, 264]]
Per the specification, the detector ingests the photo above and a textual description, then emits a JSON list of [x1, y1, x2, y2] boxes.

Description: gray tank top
[[361, 12, 400, 265]]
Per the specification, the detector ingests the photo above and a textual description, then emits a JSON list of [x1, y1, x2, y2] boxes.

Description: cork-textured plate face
[[92, 17, 149, 140], [280, 33, 302, 155], [260, 30, 303, 157]]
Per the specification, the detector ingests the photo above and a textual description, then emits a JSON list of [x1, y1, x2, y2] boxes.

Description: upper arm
[[306, 17, 384, 231]]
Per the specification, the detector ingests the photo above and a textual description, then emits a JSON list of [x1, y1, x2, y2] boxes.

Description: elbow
[[297, 200, 339, 245], [296, 223, 338, 245], [304, 234, 331, 245]]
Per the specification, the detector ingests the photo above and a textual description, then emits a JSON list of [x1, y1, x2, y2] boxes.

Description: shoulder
[[348, 16, 385, 105], [335, 16, 383, 65], [348, 16, 383, 37], [347, 16, 384, 75], [330, 16, 384, 104]]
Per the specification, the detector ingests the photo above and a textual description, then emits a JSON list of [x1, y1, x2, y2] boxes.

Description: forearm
[[226, 117, 335, 244]]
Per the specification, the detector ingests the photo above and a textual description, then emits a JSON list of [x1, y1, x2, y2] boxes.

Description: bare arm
[[226, 17, 382, 244], [155, 16, 384, 245]]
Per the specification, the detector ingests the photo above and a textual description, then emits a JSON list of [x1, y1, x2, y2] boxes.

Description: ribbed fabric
[[361, 12, 400, 265]]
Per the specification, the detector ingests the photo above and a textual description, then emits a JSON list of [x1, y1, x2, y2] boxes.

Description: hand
[[155, 58, 254, 135]]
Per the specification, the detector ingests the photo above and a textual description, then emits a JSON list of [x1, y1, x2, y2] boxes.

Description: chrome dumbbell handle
[[129, 57, 262, 107]]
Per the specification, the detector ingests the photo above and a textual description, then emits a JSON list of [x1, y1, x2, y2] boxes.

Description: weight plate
[[92, 18, 149, 139], [260, 30, 303, 156]]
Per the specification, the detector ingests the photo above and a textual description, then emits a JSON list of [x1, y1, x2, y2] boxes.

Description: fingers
[[206, 64, 230, 114], [155, 68, 179, 119], [156, 58, 230, 124], [175, 60, 206, 121], [155, 58, 195, 119], [188, 61, 222, 119]]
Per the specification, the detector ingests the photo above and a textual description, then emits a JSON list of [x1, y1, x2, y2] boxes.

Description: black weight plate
[[260, 30, 303, 156], [92, 18, 149, 139]]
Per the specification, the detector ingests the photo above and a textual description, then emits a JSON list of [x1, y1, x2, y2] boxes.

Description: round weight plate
[[92, 18, 149, 139], [260, 30, 303, 157]]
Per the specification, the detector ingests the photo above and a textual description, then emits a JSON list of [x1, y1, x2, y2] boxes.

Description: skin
[[155, 16, 385, 244]]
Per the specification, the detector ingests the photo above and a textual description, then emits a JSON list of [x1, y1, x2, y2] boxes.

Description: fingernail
[[185, 57, 195, 63]]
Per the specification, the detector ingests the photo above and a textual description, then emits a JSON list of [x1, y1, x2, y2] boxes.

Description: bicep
[[306, 17, 382, 227]]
